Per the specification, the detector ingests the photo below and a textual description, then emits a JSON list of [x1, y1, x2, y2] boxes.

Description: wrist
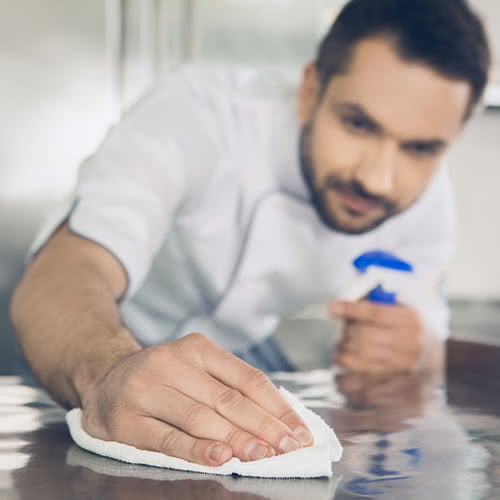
[[69, 329, 141, 407]]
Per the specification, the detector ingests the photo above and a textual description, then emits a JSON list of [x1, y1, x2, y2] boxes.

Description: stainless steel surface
[[3, 343, 500, 500], [450, 300, 500, 343]]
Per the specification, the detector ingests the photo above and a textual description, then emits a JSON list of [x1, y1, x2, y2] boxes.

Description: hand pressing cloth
[[66, 387, 342, 478]]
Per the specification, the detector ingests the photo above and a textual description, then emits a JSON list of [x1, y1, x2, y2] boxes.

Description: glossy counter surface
[[1, 340, 500, 500]]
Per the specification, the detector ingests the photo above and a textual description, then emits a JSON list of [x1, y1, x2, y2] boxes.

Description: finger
[[337, 323, 391, 358], [335, 351, 386, 374], [335, 342, 413, 373], [343, 323, 421, 361], [342, 323, 395, 350], [143, 385, 276, 462], [329, 301, 411, 327], [345, 337, 416, 370], [336, 340, 391, 367], [196, 338, 314, 446], [124, 416, 233, 466], [158, 352, 306, 454]]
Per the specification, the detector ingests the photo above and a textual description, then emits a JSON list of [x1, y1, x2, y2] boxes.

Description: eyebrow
[[332, 102, 449, 150]]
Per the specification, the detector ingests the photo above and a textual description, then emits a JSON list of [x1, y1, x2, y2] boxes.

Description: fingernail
[[330, 303, 344, 317], [266, 447, 276, 458], [245, 442, 271, 461], [293, 425, 314, 446], [208, 444, 231, 464], [278, 435, 301, 454]]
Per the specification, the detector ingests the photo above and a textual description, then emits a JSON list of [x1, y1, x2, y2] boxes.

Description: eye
[[341, 115, 374, 134], [404, 143, 441, 158]]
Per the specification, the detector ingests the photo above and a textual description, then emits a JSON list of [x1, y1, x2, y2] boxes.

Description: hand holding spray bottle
[[293, 250, 414, 319], [339, 250, 414, 305]]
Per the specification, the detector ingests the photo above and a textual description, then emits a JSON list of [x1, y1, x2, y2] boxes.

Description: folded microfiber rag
[[66, 387, 343, 478]]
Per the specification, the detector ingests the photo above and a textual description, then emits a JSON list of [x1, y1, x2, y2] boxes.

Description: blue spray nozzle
[[367, 285, 397, 305], [353, 251, 413, 274], [352, 251, 413, 306]]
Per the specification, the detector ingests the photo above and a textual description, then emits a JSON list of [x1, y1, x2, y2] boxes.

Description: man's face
[[298, 37, 471, 234]]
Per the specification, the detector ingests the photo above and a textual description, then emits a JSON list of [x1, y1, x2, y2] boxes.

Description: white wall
[[447, 112, 500, 299], [0, 1, 111, 201], [447, 0, 500, 299], [0, 1, 113, 294], [472, 0, 500, 80]]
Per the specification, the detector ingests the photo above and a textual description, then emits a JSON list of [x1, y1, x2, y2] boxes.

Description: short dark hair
[[316, 0, 491, 119]]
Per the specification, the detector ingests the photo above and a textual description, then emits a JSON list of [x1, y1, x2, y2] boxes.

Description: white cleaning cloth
[[66, 387, 342, 478]]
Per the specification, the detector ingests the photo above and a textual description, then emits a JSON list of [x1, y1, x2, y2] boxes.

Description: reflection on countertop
[[2, 365, 500, 500], [450, 300, 500, 344]]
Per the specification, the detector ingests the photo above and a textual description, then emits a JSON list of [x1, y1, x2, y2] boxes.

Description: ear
[[297, 62, 321, 125]]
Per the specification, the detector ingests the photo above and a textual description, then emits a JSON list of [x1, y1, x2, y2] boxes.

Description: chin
[[319, 210, 389, 235]]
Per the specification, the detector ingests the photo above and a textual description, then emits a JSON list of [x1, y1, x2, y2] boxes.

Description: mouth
[[335, 187, 384, 216]]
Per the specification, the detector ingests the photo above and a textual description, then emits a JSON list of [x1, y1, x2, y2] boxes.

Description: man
[[11, 0, 490, 467]]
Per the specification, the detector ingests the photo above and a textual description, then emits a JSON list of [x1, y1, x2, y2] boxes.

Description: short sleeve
[[27, 68, 220, 297]]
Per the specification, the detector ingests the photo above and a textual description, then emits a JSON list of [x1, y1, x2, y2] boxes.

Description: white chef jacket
[[29, 64, 456, 354]]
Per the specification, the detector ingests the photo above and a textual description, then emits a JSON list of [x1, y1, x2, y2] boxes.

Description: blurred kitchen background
[[1, 0, 499, 374]]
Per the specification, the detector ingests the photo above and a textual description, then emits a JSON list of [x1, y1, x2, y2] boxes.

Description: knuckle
[[105, 410, 130, 440], [244, 369, 272, 393], [344, 302, 355, 317], [276, 406, 298, 425], [82, 408, 108, 440], [223, 427, 246, 447], [181, 403, 205, 429], [123, 370, 147, 394], [191, 439, 206, 463], [145, 344, 174, 368], [183, 332, 209, 347], [120, 382, 143, 407], [342, 301, 356, 314], [159, 427, 180, 454], [182, 333, 215, 362], [255, 415, 279, 437], [215, 387, 245, 412]]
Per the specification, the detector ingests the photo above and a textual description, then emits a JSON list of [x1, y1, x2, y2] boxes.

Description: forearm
[[10, 229, 141, 408]]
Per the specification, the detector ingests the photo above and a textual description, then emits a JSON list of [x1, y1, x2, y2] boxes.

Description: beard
[[299, 122, 401, 235]]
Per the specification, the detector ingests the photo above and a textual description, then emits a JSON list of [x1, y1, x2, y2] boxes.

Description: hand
[[80, 333, 313, 467], [329, 300, 425, 374]]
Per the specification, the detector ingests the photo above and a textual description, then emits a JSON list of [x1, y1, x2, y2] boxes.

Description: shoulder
[[120, 63, 297, 144], [150, 63, 295, 112], [104, 64, 297, 208]]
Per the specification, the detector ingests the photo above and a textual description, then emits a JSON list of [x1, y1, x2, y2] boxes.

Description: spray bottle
[[293, 250, 414, 319], [338, 250, 413, 305]]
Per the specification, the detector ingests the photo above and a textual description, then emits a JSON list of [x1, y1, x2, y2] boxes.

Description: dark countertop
[[2, 338, 500, 500]]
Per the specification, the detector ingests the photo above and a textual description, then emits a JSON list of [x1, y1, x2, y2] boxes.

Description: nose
[[353, 139, 397, 197]]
